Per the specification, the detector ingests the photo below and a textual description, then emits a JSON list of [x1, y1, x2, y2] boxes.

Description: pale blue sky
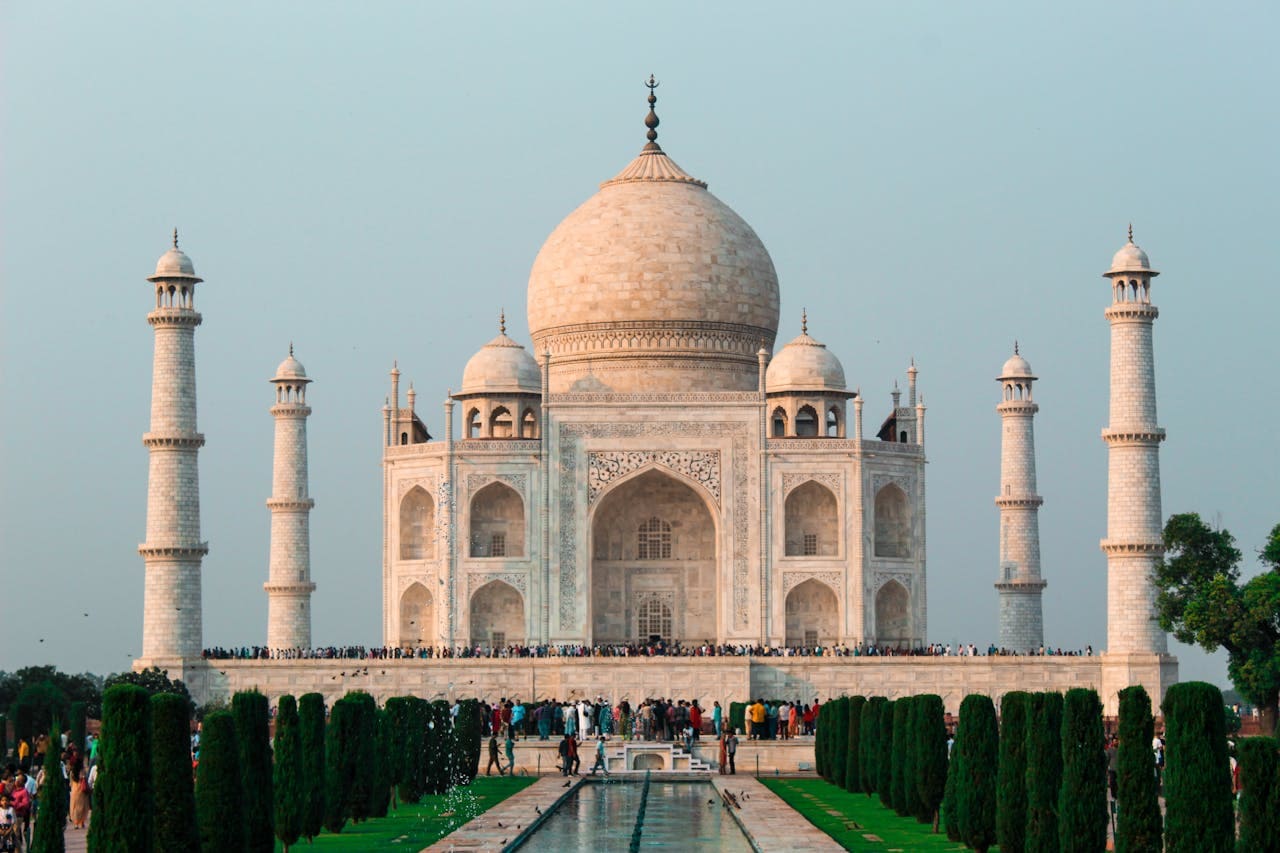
[[3, 2, 1277, 689]]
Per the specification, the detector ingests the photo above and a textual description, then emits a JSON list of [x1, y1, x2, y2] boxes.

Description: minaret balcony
[[994, 495, 1043, 509], [142, 433, 205, 449], [1099, 539, 1164, 555], [266, 498, 315, 511], [1104, 303, 1159, 322], [147, 309, 203, 328], [264, 580, 317, 594], [138, 542, 209, 558], [1100, 428, 1165, 445]]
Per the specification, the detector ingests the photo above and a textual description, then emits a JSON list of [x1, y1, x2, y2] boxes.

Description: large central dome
[[527, 86, 780, 394]]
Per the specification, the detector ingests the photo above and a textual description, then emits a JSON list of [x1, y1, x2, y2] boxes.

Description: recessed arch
[[468, 580, 524, 647], [874, 483, 911, 558], [489, 406, 513, 438], [399, 486, 435, 560], [785, 578, 839, 647], [784, 480, 838, 557], [771, 407, 788, 438], [795, 405, 819, 437], [520, 408, 538, 438], [399, 582, 434, 646], [875, 579, 910, 644], [469, 481, 525, 557], [826, 406, 841, 437], [466, 408, 482, 439]]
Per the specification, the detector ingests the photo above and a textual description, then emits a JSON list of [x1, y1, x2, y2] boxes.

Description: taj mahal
[[131, 82, 1176, 714]]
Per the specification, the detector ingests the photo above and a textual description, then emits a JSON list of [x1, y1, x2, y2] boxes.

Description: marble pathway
[[423, 775, 585, 852], [710, 775, 843, 851]]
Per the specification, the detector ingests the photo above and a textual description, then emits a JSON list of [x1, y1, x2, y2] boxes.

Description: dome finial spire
[[801, 308, 808, 335], [1014, 339, 1019, 355], [172, 227, 179, 249], [499, 307, 506, 335], [643, 74, 661, 151], [1127, 222, 1134, 243], [289, 341, 294, 357]]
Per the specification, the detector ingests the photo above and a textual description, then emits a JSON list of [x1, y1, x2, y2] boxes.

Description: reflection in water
[[517, 780, 753, 852]]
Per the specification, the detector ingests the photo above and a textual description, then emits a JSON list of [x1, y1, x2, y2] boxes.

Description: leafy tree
[[914, 694, 947, 829], [103, 666, 194, 715], [877, 699, 895, 808], [1058, 688, 1106, 853], [69, 701, 87, 756], [232, 690, 275, 852], [87, 684, 153, 853], [1161, 681, 1233, 853], [195, 710, 245, 853], [1236, 736, 1279, 852], [1154, 513, 1280, 733], [0, 667, 101, 718], [450, 699, 481, 787], [1114, 686, 1161, 853], [323, 697, 355, 833], [894, 697, 918, 818], [1025, 691, 1063, 853], [843, 695, 866, 793], [956, 693, 998, 853], [831, 697, 849, 789], [0, 713, 7, 761], [273, 696, 304, 852], [997, 691, 1031, 853], [151, 692, 199, 853], [859, 698, 884, 794], [11, 682, 69, 744], [942, 713, 963, 842], [29, 724, 67, 853], [13, 703, 33, 749], [297, 693, 326, 842]]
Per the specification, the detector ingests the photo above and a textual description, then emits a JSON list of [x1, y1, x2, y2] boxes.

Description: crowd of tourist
[[203, 640, 1095, 661], [1, 730, 98, 850]]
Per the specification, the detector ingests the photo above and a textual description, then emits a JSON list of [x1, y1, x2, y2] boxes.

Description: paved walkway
[[710, 776, 843, 851], [423, 775, 585, 851]]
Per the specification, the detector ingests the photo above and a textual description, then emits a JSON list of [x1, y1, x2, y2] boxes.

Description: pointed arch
[[520, 408, 538, 438], [469, 579, 525, 647], [874, 483, 911, 558], [399, 582, 434, 646], [874, 579, 910, 644], [785, 578, 839, 646], [795, 404, 819, 437], [399, 486, 435, 560], [466, 408, 482, 439], [489, 406, 513, 438], [784, 480, 838, 557], [771, 407, 788, 438], [469, 481, 525, 557], [826, 405, 841, 437]]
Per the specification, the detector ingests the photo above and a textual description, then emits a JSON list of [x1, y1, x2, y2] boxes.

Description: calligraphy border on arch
[[587, 450, 721, 506], [465, 472, 529, 494], [780, 472, 842, 498], [782, 570, 843, 597], [559, 422, 751, 631], [467, 571, 529, 597]]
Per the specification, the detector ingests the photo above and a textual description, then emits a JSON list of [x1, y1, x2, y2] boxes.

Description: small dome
[[766, 331, 847, 393], [148, 230, 202, 282], [459, 332, 541, 396], [1106, 230, 1158, 277], [1000, 352, 1034, 379], [273, 349, 308, 382]]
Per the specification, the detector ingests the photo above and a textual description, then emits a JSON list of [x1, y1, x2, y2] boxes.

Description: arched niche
[[469, 481, 525, 557], [874, 483, 911, 558], [785, 578, 838, 647], [399, 582, 434, 646], [589, 468, 717, 644], [399, 487, 435, 560], [874, 579, 910, 645], [784, 480, 838, 557], [469, 580, 525, 647]]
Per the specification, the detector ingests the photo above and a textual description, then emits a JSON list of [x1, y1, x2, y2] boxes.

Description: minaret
[[139, 230, 207, 662], [994, 343, 1046, 651], [264, 346, 317, 650], [1101, 228, 1167, 655]]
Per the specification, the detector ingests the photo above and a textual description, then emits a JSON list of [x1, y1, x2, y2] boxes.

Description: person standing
[[712, 701, 723, 737], [725, 729, 738, 775], [567, 734, 581, 776], [718, 732, 727, 775], [486, 735, 505, 776], [588, 736, 609, 777], [504, 733, 516, 775], [689, 702, 702, 741]]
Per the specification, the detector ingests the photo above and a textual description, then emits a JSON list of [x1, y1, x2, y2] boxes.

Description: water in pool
[[516, 779, 753, 851]]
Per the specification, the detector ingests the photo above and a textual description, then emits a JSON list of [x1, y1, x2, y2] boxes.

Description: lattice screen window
[[805, 630, 818, 647], [637, 598, 672, 640], [491, 631, 506, 648], [637, 517, 672, 560], [803, 533, 818, 556], [491, 533, 506, 557]]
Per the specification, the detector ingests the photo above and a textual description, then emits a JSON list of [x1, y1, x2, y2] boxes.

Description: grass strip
[[760, 778, 977, 852], [273, 775, 537, 852]]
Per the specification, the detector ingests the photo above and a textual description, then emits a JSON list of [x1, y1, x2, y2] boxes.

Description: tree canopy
[[1154, 513, 1280, 732]]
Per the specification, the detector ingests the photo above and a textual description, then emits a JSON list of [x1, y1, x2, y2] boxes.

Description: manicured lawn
[[273, 776, 537, 852], [761, 778, 977, 852]]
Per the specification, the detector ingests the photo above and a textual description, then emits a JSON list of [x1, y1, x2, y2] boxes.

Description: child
[[0, 794, 17, 853]]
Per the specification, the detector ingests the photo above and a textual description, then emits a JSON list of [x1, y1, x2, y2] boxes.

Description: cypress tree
[[815, 701, 828, 779], [69, 702, 87, 757], [997, 691, 1032, 853], [372, 707, 393, 818], [0, 713, 7, 763], [345, 692, 377, 822], [831, 698, 849, 788], [891, 697, 912, 815], [859, 698, 884, 794], [450, 699, 481, 787], [1058, 688, 1106, 853], [151, 693, 199, 853], [413, 698, 433, 797], [915, 694, 948, 830], [384, 697, 410, 803], [1115, 686, 1161, 853], [323, 697, 355, 833], [297, 693, 326, 842], [1237, 736, 1279, 852], [196, 710, 245, 853], [956, 693, 998, 853], [29, 725, 67, 853], [942, 713, 963, 842], [844, 695, 865, 792], [231, 690, 274, 853], [87, 683, 153, 853], [877, 699, 895, 808], [1161, 681, 1233, 853], [1025, 691, 1064, 853], [273, 696, 304, 853]]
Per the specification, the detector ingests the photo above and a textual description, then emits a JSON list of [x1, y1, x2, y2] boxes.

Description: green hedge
[[88, 684, 153, 853], [1115, 686, 1161, 853], [956, 694, 997, 853], [860, 697, 886, 794], [298, 693, 326, 842], [914, 694, 947, 829], [152, 692, 199, 853], [1237, 736, 1279, 852], [233, 690, 275, 852], [843, 696, 866, 792], [996, 691, 1031, 853], [1161, 681, 1233, 853], [273, 696, 305, 852], [1025, 691, 1063, 853], [195, 710, 244, 853], [1059, 688, 1106, 853]]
